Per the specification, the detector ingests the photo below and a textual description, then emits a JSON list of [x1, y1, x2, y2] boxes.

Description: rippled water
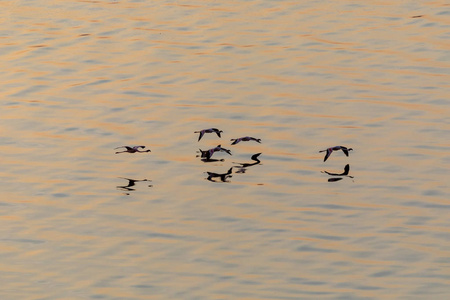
[[1, 0, 449, 299]]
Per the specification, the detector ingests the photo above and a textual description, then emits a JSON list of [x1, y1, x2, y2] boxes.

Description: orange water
[[1, 0, 449, 299]]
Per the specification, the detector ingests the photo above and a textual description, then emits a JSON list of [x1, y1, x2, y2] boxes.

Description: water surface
[[1, 0, 449, 299]]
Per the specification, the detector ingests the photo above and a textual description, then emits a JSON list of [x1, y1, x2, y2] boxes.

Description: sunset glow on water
[[1, 1, 449, 299]]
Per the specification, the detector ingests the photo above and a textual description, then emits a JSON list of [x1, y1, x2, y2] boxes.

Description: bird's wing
[[342, 148, 349, 156], [323, 149, 332, 162], [198, 131, 204, 142]]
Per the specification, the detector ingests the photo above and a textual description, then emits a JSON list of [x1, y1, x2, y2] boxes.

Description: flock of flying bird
[[114, 127, 354, 184]]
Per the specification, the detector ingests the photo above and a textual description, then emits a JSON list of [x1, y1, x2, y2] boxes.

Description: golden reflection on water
[[0, 0, 449, 299]]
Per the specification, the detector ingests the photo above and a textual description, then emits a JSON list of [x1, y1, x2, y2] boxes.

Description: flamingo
[[199, 145, 232, 160], [230, 136, 261, 145], [319, 146, 353, 162], [115, 146, 151, 154], [194, 128, 223, 142]]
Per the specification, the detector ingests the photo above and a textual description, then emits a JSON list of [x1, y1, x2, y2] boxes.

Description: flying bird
[[194, 128, 223, 142], [230, 136, 261, 145], [199, 144, 232, 160], [199, 148, 215, 160], [115, 146, 151, 154], [319, 146, 353, 162]]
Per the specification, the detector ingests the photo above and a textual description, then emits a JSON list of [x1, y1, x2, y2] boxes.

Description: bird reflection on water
[[116, 177, 152, 195], [233, 153, 262, 173], [321, 164, 354, 182], [204, 153, 263, 182], [206, 167, 233, 182]]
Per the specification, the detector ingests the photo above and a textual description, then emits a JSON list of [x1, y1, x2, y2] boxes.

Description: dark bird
[[206, 167, 233, 182], [230, 136, 261, 145], [115, 146, 151, 154], [194, 128, 223, 142], [199, 148, 215, 160], [319, 146, 353, 162], [199, 144, 232, 160]]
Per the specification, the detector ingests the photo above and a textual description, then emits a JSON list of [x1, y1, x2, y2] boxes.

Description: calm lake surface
[[1, 0, 449, 299]]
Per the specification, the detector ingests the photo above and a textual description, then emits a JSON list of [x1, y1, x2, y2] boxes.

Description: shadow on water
[[199, 158, 225, 163], [233, 152, 262, 174], [204, 153, 263, 183], [321, 164, 354, 183], [116, 177, 152, 195], [205, 167, 233, 183]]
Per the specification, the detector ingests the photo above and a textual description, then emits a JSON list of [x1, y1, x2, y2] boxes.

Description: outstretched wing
[[213, 129, 222, 138], [323, 149, 332, 162], [341, 147, 349, 156], [220, 147, 232, 155], [198, 131, 205, 142]]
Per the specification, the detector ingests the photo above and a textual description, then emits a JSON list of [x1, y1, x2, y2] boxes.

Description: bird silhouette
[[319, 146, 353, 162], [194, 128, 223, 141], [198, 144, 232, 160], [115, 146, 151, 154], [230, 136, 261, 145]]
